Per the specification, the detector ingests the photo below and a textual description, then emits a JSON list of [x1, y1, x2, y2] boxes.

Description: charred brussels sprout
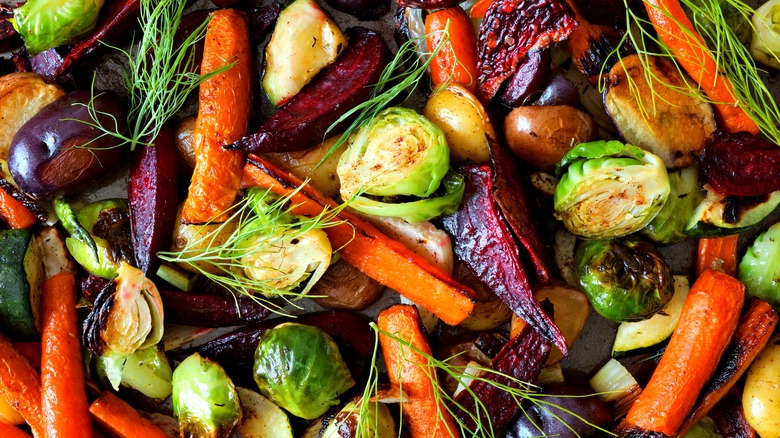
[[554, 141, 670, 239], [172, 353, 242, 438], [253, 322, 355, 419], [319, 399, 397, 437], [738, 221, 780, 306], [575, 238, 673, 322], [11, 0, 105, 55]]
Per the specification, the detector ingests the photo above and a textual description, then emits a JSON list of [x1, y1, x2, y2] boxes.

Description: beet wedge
[[452, 323, 551, 430], [159, 290, 271, 328], [476, 0, 576, 102], [443, 164, 566, 351], [227, 27, 392, 153], [128, 124, 179, 274], [242, 155, 477, 326]]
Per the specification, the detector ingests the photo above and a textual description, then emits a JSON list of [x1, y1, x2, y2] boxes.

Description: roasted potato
[[743, 334, 780, 437], [264, 136, 346, 200]]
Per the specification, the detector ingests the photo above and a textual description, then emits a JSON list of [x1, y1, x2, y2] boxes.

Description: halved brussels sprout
[[738, 221, 780, 306], [554, 141, 670, 239], [641, 165, 702, 245], [253, 322, 355, 419], [751, 0, 780, 69], [172, 353, 242, 438], [11, 0, 105, 55], [95, 346, 173, 401], [337, 107, 449, 201], [575, 238, 673, 322], [319, 399, 396, 437]]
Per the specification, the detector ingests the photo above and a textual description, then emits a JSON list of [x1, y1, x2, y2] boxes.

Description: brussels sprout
[[554, 141, 670, 239], [683, 419, 722, 438], [319, 399, 396, 437], [11, 0, 105, 55], [642, 166, 702, 245], [253, 322, 355, 419], [172, 353, 242, 438], [575, 238, 673, 322], [751, 0, 780, 69], [738, 221, 780, 306], [348, 171, 465, 223], [95, 346, 173, 401], [337, 107, 449, 201]]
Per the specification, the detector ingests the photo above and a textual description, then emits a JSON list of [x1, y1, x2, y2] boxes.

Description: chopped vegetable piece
[[10, 0, 105, 55], [89, 391, 167, 438], [0, 336, 42, 437], [425, 7, 479, 93], [739, 221, 780, 305], [751, 0, 780, 68], [698, 235, 738, 277]]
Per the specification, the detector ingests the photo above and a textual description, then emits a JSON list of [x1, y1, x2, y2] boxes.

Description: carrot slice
[[642, 0, 758, 134], [0, 188, 36, 229], [378, 305, 460, 438], [0, 422, 32, 438], [468, 0, 493, 19], [618, 269, 744, 436], [241, 155, 476, 325], [0, 336, 42, 437], [426, 7, 479, 93], [696, 234, 738, 276], [89, 391, 166, 438], [41, 272, 91, 438], [181, 8, 251, 224]]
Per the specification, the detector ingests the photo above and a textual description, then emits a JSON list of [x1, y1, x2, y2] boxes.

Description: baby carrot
[[0, 187, 37, 229], [425, 7, 479, 93], [89, 392, 167, 438], [0, 422, 32, 438], [696, 234, 738, 276], [181, 9, 251, 224], [0, 336, 42, 437]]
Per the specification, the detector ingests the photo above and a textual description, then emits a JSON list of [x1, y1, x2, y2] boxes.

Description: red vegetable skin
[[453, 322, 551, 430], [496, 48, 550, 107], [476, 0, 576, 102], [159, 290, 270, 328], [129, 124, 179, 274], [442, 164, 566, 352], [227, 27, 392, 153], [700, 131, 780, 197]]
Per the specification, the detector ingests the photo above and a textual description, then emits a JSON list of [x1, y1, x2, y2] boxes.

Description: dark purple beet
[[533, 67, 580, 107], [497, 49, 550, 107], [159, 290, 271, 328], [8, 90, 128, 199], [326, 0, 390, 20], [701, 131, 780, 197]]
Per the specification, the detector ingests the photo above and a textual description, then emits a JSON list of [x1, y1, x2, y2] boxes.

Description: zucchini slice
[[0, 229, 40, 339], [685, 186, 780, 238], [234, 387, 293, 438]]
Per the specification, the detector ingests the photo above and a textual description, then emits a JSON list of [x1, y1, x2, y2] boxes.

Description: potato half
[[0, 73, 64, 160]]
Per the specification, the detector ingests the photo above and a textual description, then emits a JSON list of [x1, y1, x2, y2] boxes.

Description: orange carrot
[[425, 7, 479, 93], [0, 188, 36, 229], [618, 269, 744, 436], [13, 343, 40, 371], [181, 9, 251, 224], [0, 336, 43, 438], [0, 422, 32, 438], [643, 0, 759, 134], [241, 155, 476, 325], [378, 305, 460, 438], [696, 234, 738, 276], [89, 392, 166, 438], [40, 272, 91, 438], [509, 314, 527, 339], [468, 0, 493, 19]]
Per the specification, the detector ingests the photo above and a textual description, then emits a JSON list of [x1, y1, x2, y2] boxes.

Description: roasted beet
[[497, 49, 551, 107], [507, 383, 613, 437], [227, 27, 392, 153], [534, 67, 581, 107], [326, 0, 390, 20], [8, 90, 128, 199], [128, 124, 179, 274], [476, 0, 576, 102], [159, 290, 271, 327], [700, 131, 780, 197]]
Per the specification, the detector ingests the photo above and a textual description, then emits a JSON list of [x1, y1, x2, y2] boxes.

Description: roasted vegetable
[[95, 346, 173, 401], [234, 387, 294, 438], [554, 140, 670, 239], [263, 0, 347, 106], [576, 238, 673, 322], [742, 333, 780, 437], [751, 0, 780, 68], [10, 0, 105, 55], [685, 186, 780, 238], [159, 290, 271, 328], [642, 166, 701, 245], [253, 323, 355, 419], [172, 353, 242, 438], [317, 398, 396, 437], [700, 131, 780, 197], [263, 136, 347, 199], [325, 0, 388, 19], [496, 49, 551, 107], [310, 259, 384, 310], [0, 229, 41, 340], [7, 90, 127, 199], [738, 221, 780, 306]]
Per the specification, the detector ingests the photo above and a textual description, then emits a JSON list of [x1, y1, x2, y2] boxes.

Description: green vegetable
[[685, 0, 752, 45], [683, 419, 723, 437], [337, 107, 450, 201], [95, 346, 173, 401], [172, 353, 242, 438], [752, 0, 780, 68], [738, 221, 780, 306], [684, 187, 780, 238], [320, 399, 396, 437], [554, 141, 670, 239], [253, 323, 355, 419], [348, 171, 465, 223], [642, 166, 702, 245], [575, 238, 673, 322], [11, 0, 105, 55], [0, 229, 40, 339]]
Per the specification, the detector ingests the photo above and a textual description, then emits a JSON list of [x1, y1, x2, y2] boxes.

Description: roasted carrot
[[696, 234, 738, 276], [509, 313, 527, 339], [616, 269, 744, 437], [0, 422, 32, 438], [378, 305, 460, 438], [13, 343, 40, 370], [643, 0, 759, 134], [89, 391, 166, 438], [0, 394, 25, 426], [40, 272, 91, 438], [0, 187, 36, 229], [425, 7, 479, 93], [241, 156, 476, 326], [0, 336, 42, 437], [181, 9, 251, 224], [468, 0, 493, 19]]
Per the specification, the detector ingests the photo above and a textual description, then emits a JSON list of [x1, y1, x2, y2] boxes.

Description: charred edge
[[709, 394, 758, 438], [93, 208, 134, 266], [613, 421, 671, 438], [246, 157, 299, 191], [0, 176, 48, 224], [82, 281, 117, 356], [575, 26, 632, 77], [722, 194, 770, 224]]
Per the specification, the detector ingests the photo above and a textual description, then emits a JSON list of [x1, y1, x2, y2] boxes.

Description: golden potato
[[175, 115, 197, 172], [504, 105, 596, 171], [0, 72, 65, 160], [423, 84, 496, 164], [263, 136, 346, 199], [743, 334, 780, 438]]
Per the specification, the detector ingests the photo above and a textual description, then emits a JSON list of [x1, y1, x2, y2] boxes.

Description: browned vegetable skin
[[227, 27, 392, 153], [309, 259, 385, 311], [708, 391, 758, 438], [677, 298, 778, 436], [563, 0, 631, 79], [158, 290, 271, 328]]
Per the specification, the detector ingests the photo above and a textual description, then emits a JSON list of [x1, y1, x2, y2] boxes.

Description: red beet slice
[[700, 131, 780, 197], [159, 290, 271, 328], [497, 49, 551, 107]]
